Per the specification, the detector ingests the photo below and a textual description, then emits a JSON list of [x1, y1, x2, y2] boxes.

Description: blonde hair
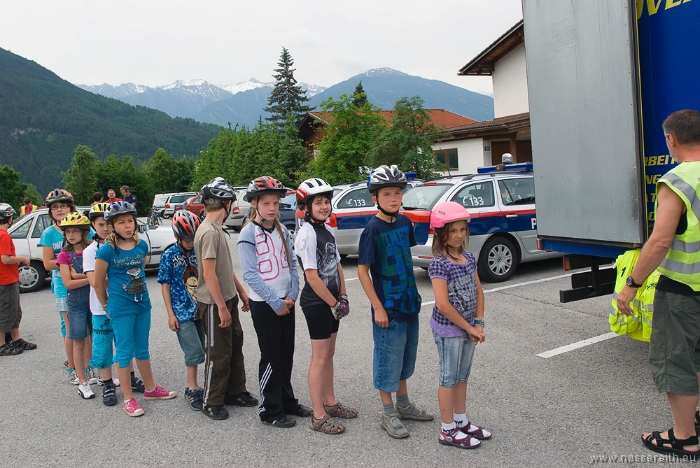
[[431, 220, 469, 257], [106, 214, 140, 248], [247, 203, 292, 267], [62, 229, 92, 251]]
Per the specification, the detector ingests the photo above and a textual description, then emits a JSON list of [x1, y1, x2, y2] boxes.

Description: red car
[[184, 195, 205, 218]]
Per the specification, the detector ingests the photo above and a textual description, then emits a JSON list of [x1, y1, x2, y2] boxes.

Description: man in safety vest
[[617, 109, 700, 458], [19, 198, 37, 217]]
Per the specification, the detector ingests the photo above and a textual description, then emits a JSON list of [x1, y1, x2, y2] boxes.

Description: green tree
[[274, 114, 307, 187], [63, 145, 98, 205], [306, 91, 387, 185], [95, 155, 151, 215], [147, 148, 174, 194], [367, 96, 447, 179], [352, 81, 368, 107], [0, 165, 35, 210], [264, 48, 313, 128]]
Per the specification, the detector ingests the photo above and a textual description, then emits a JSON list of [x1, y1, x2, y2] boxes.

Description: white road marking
[[537, 332, 620, 358]]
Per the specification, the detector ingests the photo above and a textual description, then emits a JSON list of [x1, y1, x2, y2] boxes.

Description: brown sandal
[[310, 414, 345, 434], [324, 401, 358, 419]]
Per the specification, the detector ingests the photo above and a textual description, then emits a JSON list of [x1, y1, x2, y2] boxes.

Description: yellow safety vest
[[657, 162, 700, 291], [19, 204, 37, 216]]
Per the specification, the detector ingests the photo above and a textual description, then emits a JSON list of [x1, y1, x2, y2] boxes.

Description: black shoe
[[102, 382, 117, 406], [131, 376, 145, 393], [224, 390, 259, 407], [9, 338, 37, 350], [185, 387, 204, 411], [203, 404, 229, 420], [286, 404, 313, 417], [0, 344, 22, 356], [262, 414, 296, 428]]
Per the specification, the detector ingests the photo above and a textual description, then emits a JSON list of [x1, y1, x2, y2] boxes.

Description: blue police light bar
[[477, 162, 533, 174], [404, 171, 417, 180]]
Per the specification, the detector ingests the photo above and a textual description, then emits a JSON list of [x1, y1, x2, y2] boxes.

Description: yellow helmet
[[89, 202, 111, 221], [59, 212, 91, 230]]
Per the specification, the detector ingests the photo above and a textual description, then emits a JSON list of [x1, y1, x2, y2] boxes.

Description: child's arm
[[432, 277, 484, 344], [285, 229, 299, 302], [59, 263, 90, 289], [161, 283, 179, 331], [202, 258, 232, 327], [93, 259, 109, 313], [358, 264, 389, 328], [473, 274, 485, 342], [1, 254, 29, 266], [338, 263, 347, 296], [233, 273, 250, 312], [238, 234, 287, 314], [42, 246, 58, 271], [304, 269, 339, 307]]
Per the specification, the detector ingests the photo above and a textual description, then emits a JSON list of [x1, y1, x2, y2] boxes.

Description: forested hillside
[[0, 48, 219, 194]]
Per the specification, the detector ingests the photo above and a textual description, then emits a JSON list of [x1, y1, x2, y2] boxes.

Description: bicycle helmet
[[0, 203, 16, 222], [296, 178, 334, 206], [200, 177, 236, 203], [367, 165, 407, 193], [245, 176, 287, 201], [430, 202, 471, 229], [172, 210, 200, 241], [45, 189, 74, 206], [88, 202, 111, 221], [104, 201, 137, 223], [59, 212, 91, 230]]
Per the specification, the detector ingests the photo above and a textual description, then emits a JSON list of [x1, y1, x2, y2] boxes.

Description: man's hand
[[374, 307, 389, 328], [218, 305, 232, 328], [616, 286, 637, 316], [168, 315, 179, 332], [240, 293, 250, 312]]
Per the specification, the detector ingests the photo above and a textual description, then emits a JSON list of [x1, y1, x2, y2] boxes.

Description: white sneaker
[[78, 382, 95, 399]]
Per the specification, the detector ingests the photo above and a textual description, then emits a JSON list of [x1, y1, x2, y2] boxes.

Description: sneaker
[[63, 359, 69, 369], [286, 404, 313, 417], [68, 368, 79, 385], [185, 387, 204, 411], [262, 415, 296, 428], [439, 427, 480, 449], [203, 404, 229, 420], [224, 390, 259, 407], [123, 398, 144, 417], [102, 382, 117, 406], [131, 375, 145, 393], [78, 382, 95, 399], [9, 338, 37, 350], [144, 385, 177, 400], [86, 367, 98, 385], [0, 344, 22, 356]]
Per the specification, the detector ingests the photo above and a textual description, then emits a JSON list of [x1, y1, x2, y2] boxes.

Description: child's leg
[[61, 310, 74, 368], [117, 362, 134, 400], [438, 385, 456, 424], [321, 333, 338, 406], [132, 310, 155, 390], [186, 365, 198, 389], [112, 314, 137, 400], [453, 382, 467, 415], [250, 300, 285, 420], [135, 358, 155, 390], [225, 298, 247, 396], [308, 337, 332, 418], [279, 308, 298, 411], [84, 333, 93, 368], [91, 315, 114, 382], [73, 338, 86, 383]]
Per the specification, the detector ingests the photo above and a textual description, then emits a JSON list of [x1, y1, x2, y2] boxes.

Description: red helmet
[[172, 210, 200, 241], [245, 176, 287, 201]]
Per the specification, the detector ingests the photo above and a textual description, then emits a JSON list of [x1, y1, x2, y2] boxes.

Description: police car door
[[497, 178, 538, 254], [449, 181, 499, 256]]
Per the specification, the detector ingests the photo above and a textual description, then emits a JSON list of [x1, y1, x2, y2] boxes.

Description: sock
[[442, 421, 456, 432], [67, 367, 74, 373], [102, 378, 113, 386], [383, 403, 396, 416], [454, 413, 467, 427], [396, 393, 410, 408], [130, 371, 136, 378]]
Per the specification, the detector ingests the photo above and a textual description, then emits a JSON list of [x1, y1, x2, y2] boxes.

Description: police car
[[406, 162, 559, 282]]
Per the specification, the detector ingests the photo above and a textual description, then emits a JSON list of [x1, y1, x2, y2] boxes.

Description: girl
[[39, 189, 95, 385], [294, 178, 357, 435], [428, 201, 491, 449], [57, 213, 94, 399], [93, 201, 175, 417], [238, 176, 310, 428]]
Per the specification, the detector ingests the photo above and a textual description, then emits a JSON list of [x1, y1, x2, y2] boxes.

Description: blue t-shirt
[[96, 239, 151, 317], [39, 225, 68, 298], [157, 244, 198, 323], [358, 214, 421, 322]]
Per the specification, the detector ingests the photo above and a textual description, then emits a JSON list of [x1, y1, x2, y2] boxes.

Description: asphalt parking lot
[[1, 226, 676, 467]]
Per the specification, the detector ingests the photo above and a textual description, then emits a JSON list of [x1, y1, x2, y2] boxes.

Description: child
[[93, 201, 176, 417], [57, 213, 96, 399], [40, 189, 94, 384], [238, 176, 310, 428], [83, 203, 142, 406], [427, 201, 490, 449], [357, 165, 433, 439], [0, 203, 35, 356], [294, 178, 356, 435], [158, 210, 205, 411], [195, 178, 257, 420]]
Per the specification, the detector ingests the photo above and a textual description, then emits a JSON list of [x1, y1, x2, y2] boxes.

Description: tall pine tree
[[351, 81, 368, 107], [264, 48, 313, 128]]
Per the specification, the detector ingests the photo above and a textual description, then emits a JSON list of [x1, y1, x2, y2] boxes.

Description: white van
[[152, 193, 175, 216]]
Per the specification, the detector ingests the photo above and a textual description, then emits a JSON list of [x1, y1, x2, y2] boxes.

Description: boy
[[195, 178, 258, 420], [158, 210, 206, 410], [357, 165, 434, 439], [0, 203, 36, 356]]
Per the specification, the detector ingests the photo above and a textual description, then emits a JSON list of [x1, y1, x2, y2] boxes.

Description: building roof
[[443, 112, 530, 140], [300, 109, 477, 131], [458, 20, 524, 76]]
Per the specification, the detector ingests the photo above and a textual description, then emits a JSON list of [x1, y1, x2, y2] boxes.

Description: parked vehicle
[[223, 187, 249, 231], [239, 190, 297, 238], [183, 195, 205, 218], [9, 208, 177, 293], [162, 192, 197, 218], [152, 193, 174, 217]]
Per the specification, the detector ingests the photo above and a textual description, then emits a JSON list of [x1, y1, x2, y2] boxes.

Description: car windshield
[[169, 194, 192, 203], [402, 184, 451, 210]]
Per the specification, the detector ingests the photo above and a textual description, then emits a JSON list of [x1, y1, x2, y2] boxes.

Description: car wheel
[[478, 236, 518, 283], [18, 261, 47, 293]]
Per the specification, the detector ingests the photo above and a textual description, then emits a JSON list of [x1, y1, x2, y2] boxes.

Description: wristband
[[473, 319, 484, 327]]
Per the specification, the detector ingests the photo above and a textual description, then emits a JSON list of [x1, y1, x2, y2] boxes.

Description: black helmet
[[0, 203, 16, 222], [104, 201, 137, 223], [245, 176, 287, 202], [367, 165, 407, 193], [200, 177, 237, 205], [45, 189, 74, 206]]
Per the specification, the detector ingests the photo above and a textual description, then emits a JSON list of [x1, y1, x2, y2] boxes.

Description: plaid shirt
[[427, 252, 477, 337]]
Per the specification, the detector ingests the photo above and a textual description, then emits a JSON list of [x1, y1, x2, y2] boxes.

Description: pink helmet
[[430, 201, 470, 229]]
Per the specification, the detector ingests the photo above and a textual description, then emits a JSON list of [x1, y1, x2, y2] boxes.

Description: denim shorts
[[433, 332, 476, 388], [67, 286, 92, 340], [56, 297, 68, 337], [372, 316, 419, 393], [176, 320, 205, 367], [90, 315, 114, 370]]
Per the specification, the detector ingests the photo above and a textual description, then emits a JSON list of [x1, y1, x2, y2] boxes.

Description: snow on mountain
[[299, 82, 326, 97], [362, 67, 408, 77], [77, 82, 150, 99], [219, 78, 271, 95]]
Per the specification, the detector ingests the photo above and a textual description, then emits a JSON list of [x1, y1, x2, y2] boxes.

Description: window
[[32, 214, 51, 238], [498, 179, 535, 206], [337, 188, 374, 208], [451, 182, 495, 208], [10, 217, 32, 240], [435, 149, 459, 170]]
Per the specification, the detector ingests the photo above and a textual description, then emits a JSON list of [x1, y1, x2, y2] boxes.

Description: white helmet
[[296, 178, 334, 206], [367, 165, 407, 193]]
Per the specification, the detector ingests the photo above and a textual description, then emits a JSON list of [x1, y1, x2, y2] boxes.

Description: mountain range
[[78, 69, 494, 128]]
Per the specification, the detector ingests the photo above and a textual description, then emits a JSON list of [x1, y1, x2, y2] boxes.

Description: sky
[[0, 0, 523, 96]]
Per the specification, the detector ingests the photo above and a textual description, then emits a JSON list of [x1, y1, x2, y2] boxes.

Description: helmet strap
[[177, 239, 192, 254], [376, 201, 398, 222]]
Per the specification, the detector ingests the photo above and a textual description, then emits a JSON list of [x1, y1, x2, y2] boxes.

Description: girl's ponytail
[[273, 217, 292, 267]]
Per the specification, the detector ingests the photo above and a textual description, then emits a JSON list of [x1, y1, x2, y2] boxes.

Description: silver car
[[8, 208, 177, 293]]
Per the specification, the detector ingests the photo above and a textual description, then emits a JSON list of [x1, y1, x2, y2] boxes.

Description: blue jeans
[[112, 310, 151, 368], [176, 320, 205, 367], [90, 315, 114, 370], [372, 316, 419, 393], [433, 332, 475, 388], [67, 286, 91, 340]]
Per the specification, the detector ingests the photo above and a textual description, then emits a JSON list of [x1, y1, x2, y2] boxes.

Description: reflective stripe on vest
[[656, 163, 700, 291]]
